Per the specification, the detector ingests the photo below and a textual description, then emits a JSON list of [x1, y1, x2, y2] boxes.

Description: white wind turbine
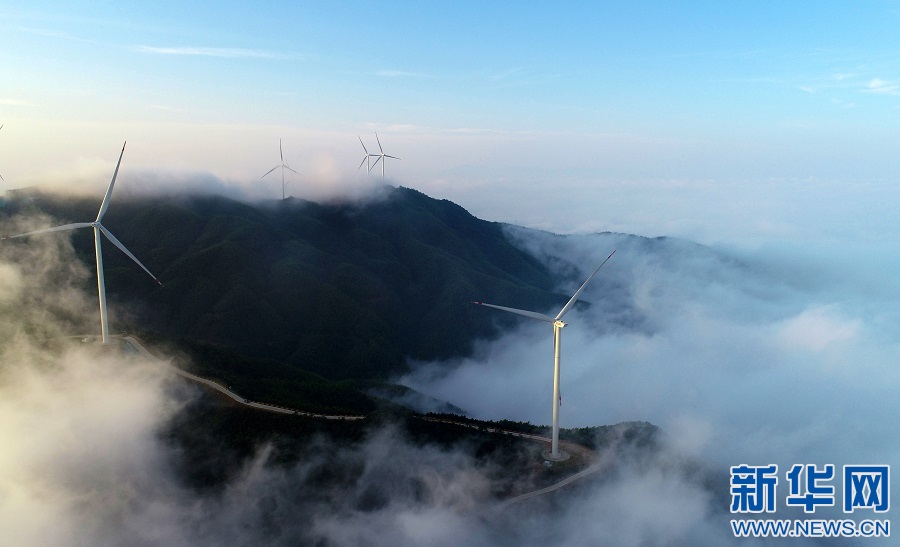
[[1, 142, 162, 344], [473, 250, 615, 460], [369, 133, 400, 178], [261, 139, 299, 199], [357, 135, 377, 174]]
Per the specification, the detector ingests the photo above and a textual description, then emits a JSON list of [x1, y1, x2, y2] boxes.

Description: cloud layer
[[2, 209, 895, 545], [402, 228, 900, 472]]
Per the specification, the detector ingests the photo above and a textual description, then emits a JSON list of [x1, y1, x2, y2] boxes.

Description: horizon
[[2, 2, 899, 248]]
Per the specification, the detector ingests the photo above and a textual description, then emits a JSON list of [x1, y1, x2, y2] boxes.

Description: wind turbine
[[472, 250, 615, 460], [261, 139, 299, 199], [1, 142, 162, 344], [357, 135, 376, 174], [368, 133, 400, 178]]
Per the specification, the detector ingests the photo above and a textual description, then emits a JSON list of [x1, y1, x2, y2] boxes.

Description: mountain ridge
[[2, 186, 573, 381]]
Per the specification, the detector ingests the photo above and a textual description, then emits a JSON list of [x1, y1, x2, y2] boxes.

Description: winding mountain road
[[122, 335, 608, 504], [421, 416, 612, 506], [122, 335, 365, 421]]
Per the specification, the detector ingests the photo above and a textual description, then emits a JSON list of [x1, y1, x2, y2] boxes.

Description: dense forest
[[2, 186, 628, 414]]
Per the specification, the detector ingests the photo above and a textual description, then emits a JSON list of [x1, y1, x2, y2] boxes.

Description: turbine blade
[[357, 156, 368, 172], [370, 156, 382, 170], [285, 165, 300, 175], [472, 301, 555, 323], [376, 133, 384, 154], [1, 222, 92, 240], [98, 224, 163, 286], [555, 249, 616, 320], [279, 139, 283, 163], [261, 166, 278, 178], [385, 155, 400, 160], [96, 141, 127, 222], [358, 135, 368, 154]]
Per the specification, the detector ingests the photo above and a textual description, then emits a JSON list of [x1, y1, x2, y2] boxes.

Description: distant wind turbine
[[357, 135, 377, 174], [261, 139, 299, 199], [1, 142, 163, 344], [473, 250, 615, 460], [369, 133, 400, 178]]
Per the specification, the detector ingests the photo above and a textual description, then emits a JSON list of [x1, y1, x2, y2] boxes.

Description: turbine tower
[[261, 139, 299, 199], [369, 133, 400, 178], [1, 142, 162, 344], [473, 250, 615, 460], [357, 135, 376, 174]]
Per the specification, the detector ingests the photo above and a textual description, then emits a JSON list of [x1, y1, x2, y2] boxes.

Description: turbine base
[[541, 449, 570, 462]]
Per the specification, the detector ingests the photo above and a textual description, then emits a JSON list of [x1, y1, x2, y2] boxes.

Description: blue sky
[[2, 1, 899, 246]]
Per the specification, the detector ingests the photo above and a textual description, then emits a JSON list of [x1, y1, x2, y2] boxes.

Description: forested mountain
[[2, 186, 576, 381]]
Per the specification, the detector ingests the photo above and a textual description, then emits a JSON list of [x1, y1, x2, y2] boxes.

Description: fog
[[13, 159, 394, 207], [0, 334, 747, 547], [0, 227, 509, 546], [2, 203, 895, 545], [403, 228, 900, 473]]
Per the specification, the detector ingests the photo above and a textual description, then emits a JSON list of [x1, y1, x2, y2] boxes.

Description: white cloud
[[133, 46, 290, 60], [375, 70, 429, 78], [402, 229, 900, 473], [775, 306, 860, 352], [864, 78, 900, 95], [2, 199, 897, 544]]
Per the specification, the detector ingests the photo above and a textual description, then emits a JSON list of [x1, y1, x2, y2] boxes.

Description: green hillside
[[2, 186, 571, 383]]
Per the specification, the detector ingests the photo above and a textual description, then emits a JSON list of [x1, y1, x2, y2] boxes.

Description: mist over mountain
[[3, 183, 898, 545], [1, 185, 634, 381]]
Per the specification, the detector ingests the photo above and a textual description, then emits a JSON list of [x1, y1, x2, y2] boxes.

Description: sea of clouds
[[2, 189, 896, 545], [405, 227, 900, 468]]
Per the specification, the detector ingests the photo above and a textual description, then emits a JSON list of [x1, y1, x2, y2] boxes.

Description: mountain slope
[[1, 186, 569, 380]]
